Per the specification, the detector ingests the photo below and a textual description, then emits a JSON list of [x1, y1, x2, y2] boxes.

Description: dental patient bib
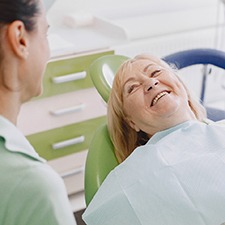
[[83, 121, 225, 225]]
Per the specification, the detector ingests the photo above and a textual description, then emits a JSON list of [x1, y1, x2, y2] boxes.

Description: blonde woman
[[108, 54, 206, 163], [83, 54, 225, 225]]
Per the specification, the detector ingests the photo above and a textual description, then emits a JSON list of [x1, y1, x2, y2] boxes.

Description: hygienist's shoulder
[[25, 162, 65, 193], [11, 162, 76, 225]]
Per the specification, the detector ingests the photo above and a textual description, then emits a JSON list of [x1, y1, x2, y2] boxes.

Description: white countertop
[[48, 17, 126, 59]]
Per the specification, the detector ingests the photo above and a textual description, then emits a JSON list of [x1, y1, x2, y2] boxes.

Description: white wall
[[48, 0, 216, 12], [47, 0, 218, 27]]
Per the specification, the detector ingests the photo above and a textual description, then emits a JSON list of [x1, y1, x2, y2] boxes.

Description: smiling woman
[[108, 54, 206, 162], [83, 54, 225, 225]]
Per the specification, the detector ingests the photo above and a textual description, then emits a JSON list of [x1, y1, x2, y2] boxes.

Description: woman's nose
[[145, 79, 159, 92]]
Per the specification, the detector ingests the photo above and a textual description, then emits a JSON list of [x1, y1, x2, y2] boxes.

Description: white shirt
[[83, 121, 225, 225]]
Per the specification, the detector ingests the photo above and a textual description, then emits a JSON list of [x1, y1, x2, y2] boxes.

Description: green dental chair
[[84, 55, 129, 206], [84, 49, 225, 206]]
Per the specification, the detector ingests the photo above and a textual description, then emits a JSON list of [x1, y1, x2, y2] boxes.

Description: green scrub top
[[0, 116, 76, 225]]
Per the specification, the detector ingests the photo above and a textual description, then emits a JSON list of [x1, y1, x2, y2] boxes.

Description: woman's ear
[[127, 118, 140, 132], [7, 21, 30, 59]]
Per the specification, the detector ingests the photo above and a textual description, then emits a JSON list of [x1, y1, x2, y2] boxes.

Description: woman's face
[[122, 56, 195, 135], [22, 0, 50, 100]]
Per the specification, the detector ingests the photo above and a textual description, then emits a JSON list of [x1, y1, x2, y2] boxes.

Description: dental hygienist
[[83, 54, 225, 225], [0, 0, 76, 224]]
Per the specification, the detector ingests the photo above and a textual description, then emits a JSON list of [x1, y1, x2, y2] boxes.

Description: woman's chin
[[153, 99, 180, 118]]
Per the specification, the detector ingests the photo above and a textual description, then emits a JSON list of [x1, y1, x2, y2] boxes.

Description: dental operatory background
[[19, 0, 225, 224], [47, 0, 225, 107]]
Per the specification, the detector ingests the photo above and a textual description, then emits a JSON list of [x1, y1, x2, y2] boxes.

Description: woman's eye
[[128, 84, 138, 93], [151, 69, 161, 77], [128, 86, 134, 93]]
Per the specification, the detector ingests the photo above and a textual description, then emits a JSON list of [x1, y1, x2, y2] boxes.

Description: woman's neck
[[148, 108, 197, 137], [0, 90, 21, 125]]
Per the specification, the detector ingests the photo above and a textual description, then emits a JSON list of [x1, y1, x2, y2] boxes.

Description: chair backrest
[[163, 48, 225, 121], [85, 48, 225, 206], [163, 48, 225, 70], [89, 54, 130, 102], [85, 124, 118, 205], [85, 55, 128, 205]]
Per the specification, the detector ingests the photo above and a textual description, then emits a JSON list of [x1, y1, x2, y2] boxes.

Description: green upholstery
[[84, 55, 129, 206], [84, 124, 118, 205], [89, 54, 129, 102]]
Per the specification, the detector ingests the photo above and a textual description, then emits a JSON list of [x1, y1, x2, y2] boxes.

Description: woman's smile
[[151, 91, 171, 107]]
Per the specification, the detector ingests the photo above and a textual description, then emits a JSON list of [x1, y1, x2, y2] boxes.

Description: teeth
[[152, 91, 168, 106]]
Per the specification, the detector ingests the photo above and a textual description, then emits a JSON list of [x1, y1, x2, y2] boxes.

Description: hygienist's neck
[[0, 91, 21, 125]]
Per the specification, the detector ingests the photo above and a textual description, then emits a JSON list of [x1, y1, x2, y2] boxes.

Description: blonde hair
[[107, 54, 207, 163]]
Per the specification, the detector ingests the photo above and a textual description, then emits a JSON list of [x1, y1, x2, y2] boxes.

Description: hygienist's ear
[[7, 21, 30, 59], [127, 118, 140, 132]]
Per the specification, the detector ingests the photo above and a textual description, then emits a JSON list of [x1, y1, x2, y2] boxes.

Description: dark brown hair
[[0, 0, 40, 31]]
